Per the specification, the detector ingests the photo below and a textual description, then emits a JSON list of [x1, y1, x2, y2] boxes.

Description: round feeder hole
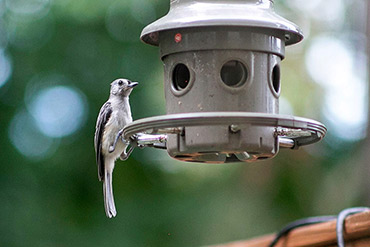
[[172, 63, 190, 91], [220, 60, 247, 87], [272, 64, 280, 94]]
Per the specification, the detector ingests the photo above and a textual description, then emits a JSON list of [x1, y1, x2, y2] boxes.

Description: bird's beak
[[128, 82, 139, 88]]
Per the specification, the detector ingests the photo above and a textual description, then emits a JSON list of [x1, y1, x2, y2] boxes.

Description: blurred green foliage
[[0, 0, 368, 246]]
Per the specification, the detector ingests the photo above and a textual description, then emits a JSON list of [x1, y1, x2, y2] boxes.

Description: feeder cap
[[141, 0, 303, 46]]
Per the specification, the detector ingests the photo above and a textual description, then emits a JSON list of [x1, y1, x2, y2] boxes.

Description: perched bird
[[94, 78, 138, 218]]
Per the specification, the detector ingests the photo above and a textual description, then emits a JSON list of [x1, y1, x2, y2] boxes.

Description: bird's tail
[[103, 170, 117, 218]]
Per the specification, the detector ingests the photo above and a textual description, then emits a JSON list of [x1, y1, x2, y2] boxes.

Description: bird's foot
[[109, 129, 124, 153]]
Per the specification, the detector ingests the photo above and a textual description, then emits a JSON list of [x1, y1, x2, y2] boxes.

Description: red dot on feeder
[[174, 33, 182, 43]]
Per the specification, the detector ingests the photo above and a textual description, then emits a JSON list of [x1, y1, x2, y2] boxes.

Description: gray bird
[[94, 78, 138, 218]]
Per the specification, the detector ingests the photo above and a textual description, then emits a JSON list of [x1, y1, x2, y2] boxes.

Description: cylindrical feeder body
[[141, 0, 303, 163]]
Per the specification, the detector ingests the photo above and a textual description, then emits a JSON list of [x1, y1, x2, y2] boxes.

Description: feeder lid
[[141, 0, 303, 46]]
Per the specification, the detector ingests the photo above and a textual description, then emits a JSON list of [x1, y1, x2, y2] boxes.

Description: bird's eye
[[127, 80, 131, 85], [118, 80, 123, 85]]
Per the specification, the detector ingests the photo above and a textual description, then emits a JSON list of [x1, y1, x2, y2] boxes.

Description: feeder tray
[[125, 112, 326, 163]]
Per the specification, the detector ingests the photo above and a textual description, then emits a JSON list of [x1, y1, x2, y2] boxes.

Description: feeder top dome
[[140, 0, 303, 46]]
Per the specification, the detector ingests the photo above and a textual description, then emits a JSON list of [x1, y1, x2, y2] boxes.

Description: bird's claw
[[109, 129, 124, 153]]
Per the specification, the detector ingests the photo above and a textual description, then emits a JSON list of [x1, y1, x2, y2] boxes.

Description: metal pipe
[[279, 138, 295, 149]]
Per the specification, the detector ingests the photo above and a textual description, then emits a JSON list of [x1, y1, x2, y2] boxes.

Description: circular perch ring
[[123, 112, 326, 149]]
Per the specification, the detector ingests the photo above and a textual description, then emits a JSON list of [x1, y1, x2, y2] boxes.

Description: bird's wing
[[94, 101, 112, 181]]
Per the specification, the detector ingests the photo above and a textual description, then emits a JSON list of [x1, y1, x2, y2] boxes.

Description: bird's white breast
[[102, 96, 132, 157]]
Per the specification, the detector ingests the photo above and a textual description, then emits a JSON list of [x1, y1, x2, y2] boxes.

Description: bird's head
[[110, 79, 138, 97]]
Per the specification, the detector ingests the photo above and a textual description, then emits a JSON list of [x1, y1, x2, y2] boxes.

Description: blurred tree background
[[0, 0, 369, 246]]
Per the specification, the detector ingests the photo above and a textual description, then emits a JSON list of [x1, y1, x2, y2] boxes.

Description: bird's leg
[[109, 129, 124, 153]]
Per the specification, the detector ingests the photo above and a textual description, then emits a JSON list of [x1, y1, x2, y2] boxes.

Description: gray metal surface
[[158, 24, 284, 162], [141, 0, 303, 46], [163, 49, 281, 114], [159, 27, 286, 58]]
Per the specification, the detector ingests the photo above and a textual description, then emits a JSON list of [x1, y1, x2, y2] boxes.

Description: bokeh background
[[0, 0, 369, 246]]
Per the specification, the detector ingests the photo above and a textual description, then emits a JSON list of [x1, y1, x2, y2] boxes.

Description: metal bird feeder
[[124, 0, 326, 163]]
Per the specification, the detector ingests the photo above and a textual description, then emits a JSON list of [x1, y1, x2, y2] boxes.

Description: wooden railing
[[211, 211, 370, 247]]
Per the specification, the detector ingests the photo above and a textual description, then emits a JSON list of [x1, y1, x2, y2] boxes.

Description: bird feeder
[[123, 0, 326, 163]]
